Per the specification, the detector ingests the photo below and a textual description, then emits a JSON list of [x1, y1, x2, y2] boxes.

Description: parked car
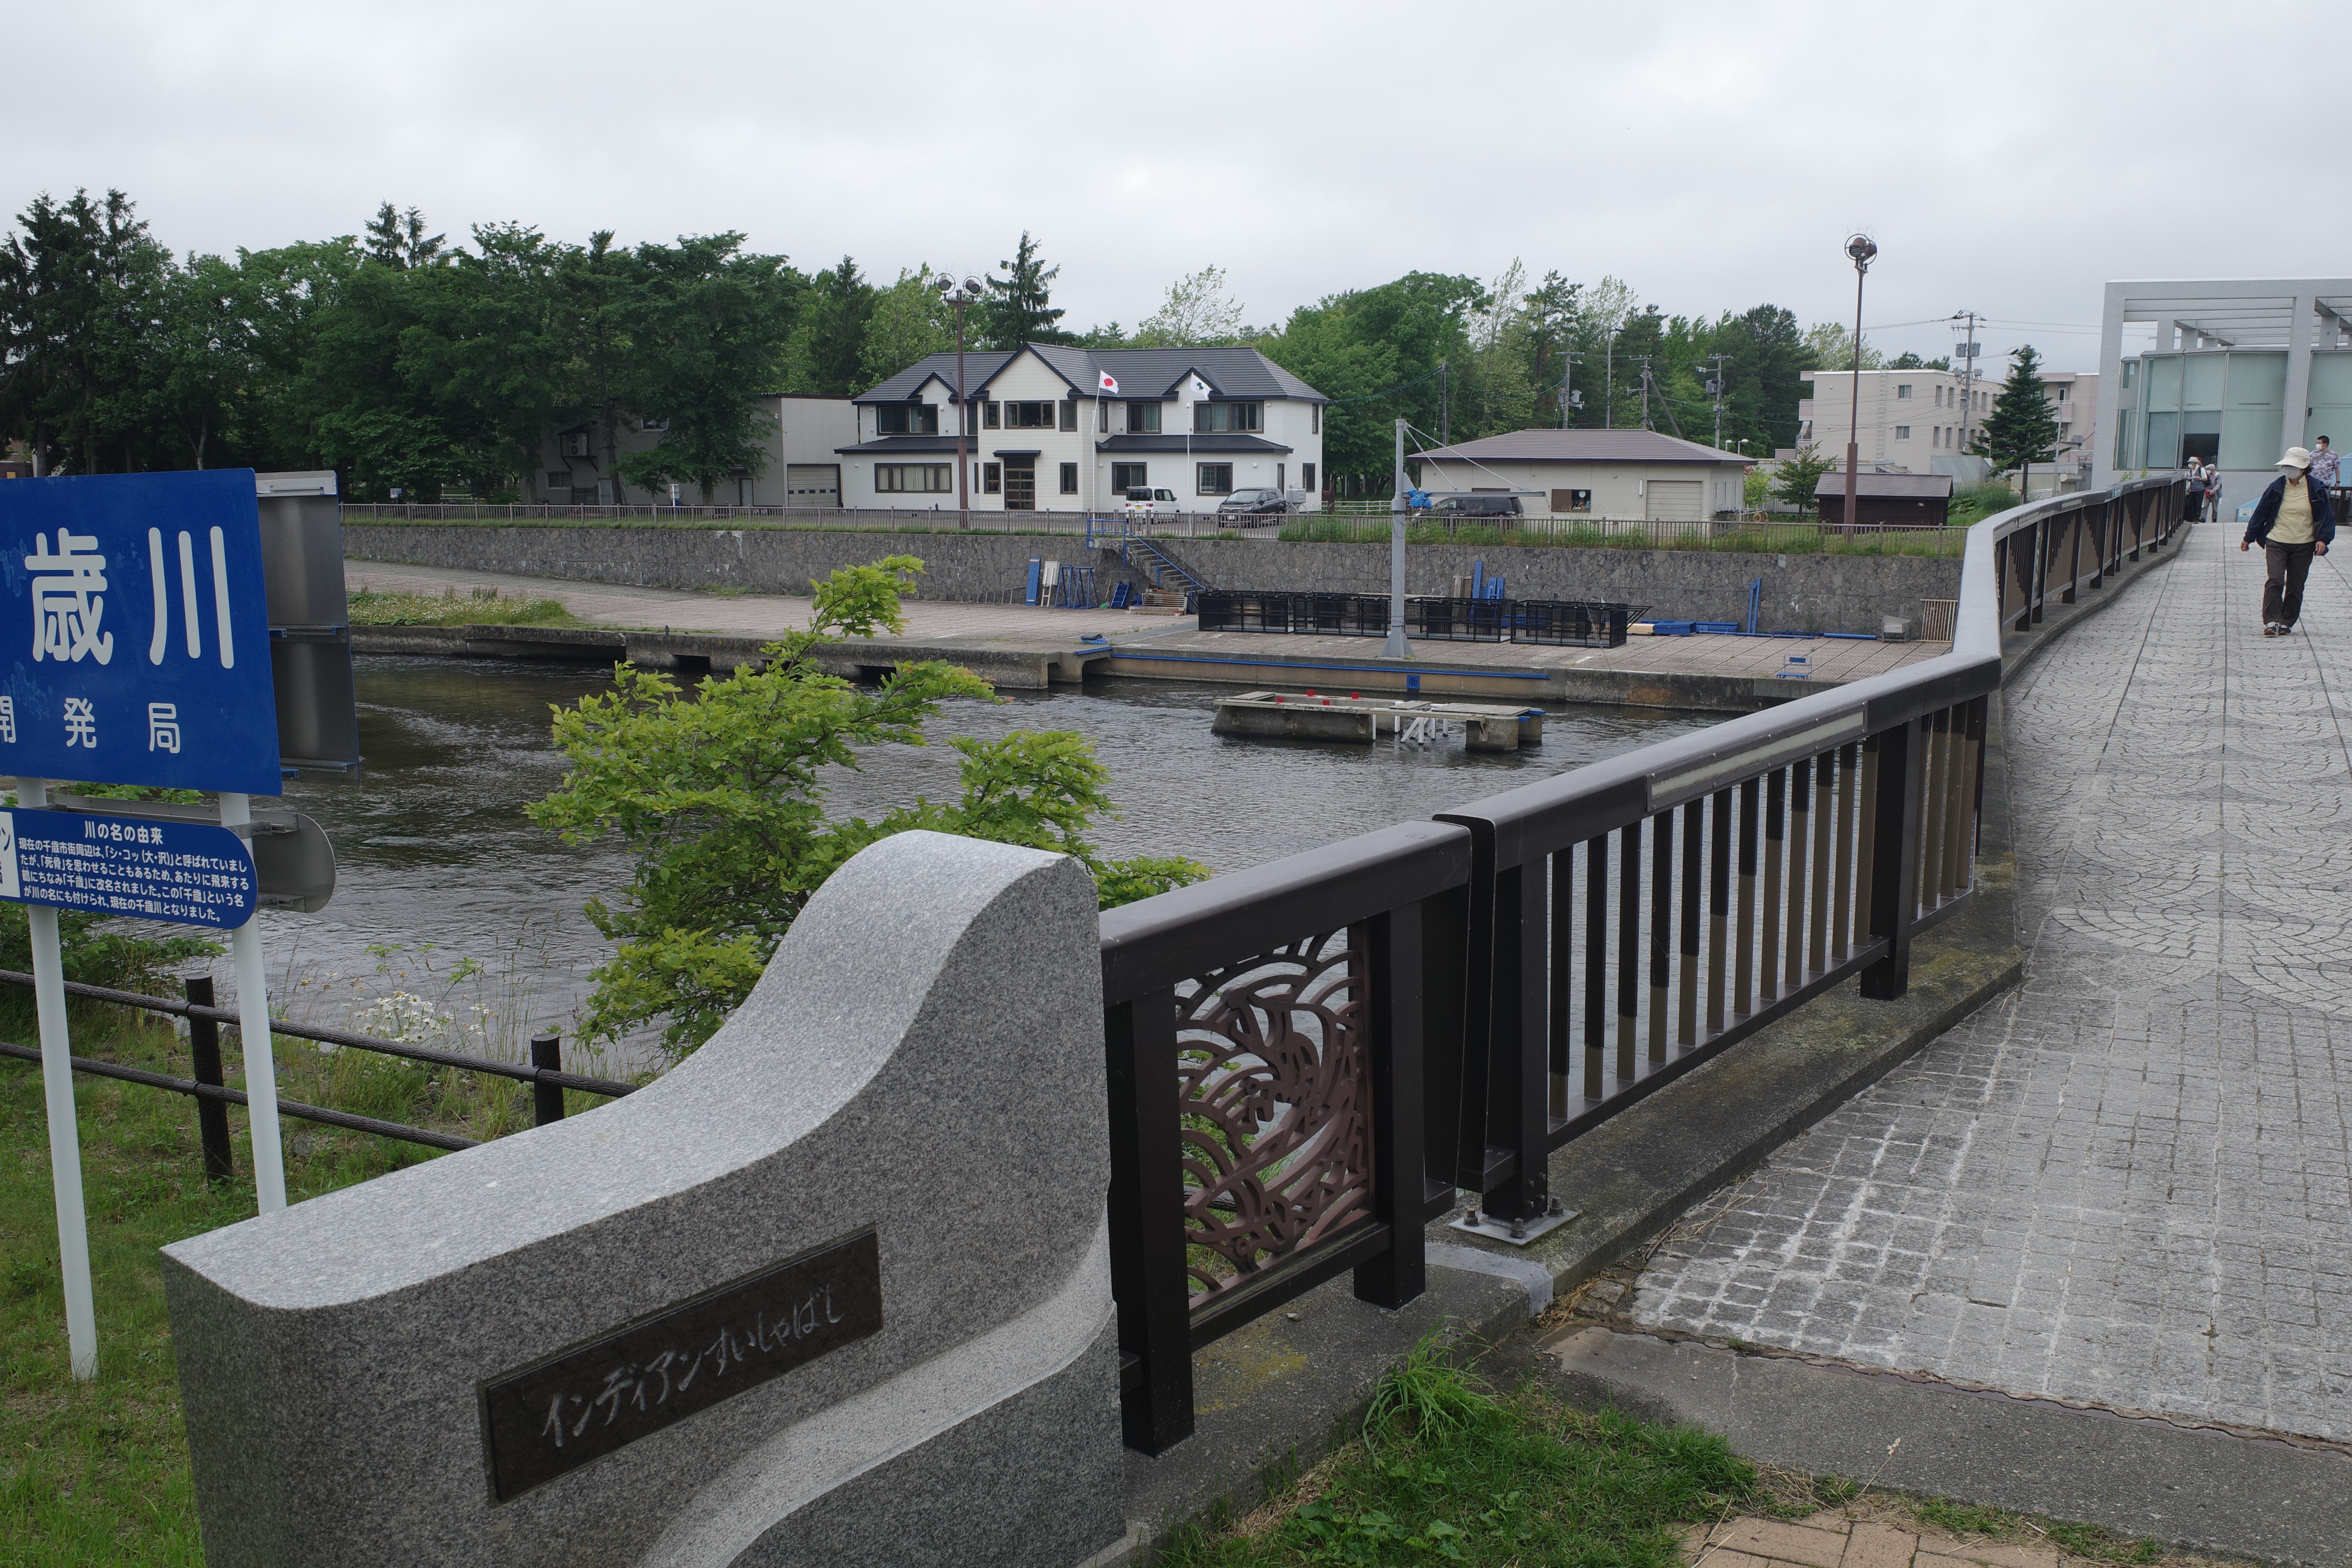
[[1426, 493, 1523, 518], [1216, 488, 1290, 516], [1124, 487, 1181, 515]]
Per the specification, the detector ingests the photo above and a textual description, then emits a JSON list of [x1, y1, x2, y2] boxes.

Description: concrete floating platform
[[1210, 690, 1544, 750]]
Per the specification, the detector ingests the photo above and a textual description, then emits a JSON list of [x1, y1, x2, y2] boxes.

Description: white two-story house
[[840, 345, 1326, 513]]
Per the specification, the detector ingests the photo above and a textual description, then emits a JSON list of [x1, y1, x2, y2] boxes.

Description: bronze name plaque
[[479, 1228, 882, 1501]]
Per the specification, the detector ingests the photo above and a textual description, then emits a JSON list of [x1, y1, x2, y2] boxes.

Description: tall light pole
[[1842, 234, 1878, 530], [1383, 417, 1412, 659], [934, 274, 983, 529]]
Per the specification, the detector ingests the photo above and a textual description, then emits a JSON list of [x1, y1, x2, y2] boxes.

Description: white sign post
[[2, 470, 286, 1379]]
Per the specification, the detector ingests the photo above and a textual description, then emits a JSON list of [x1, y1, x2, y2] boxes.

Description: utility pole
[[1706, 353, 1732, 448], [1383, 417, 1412, 659], [1635, 356, 1654, 431], [1951, 308, 1982, 456], [1558, 351, 1583, 429], [1842, 235, 1879, 531], [1439, 360, 1449, 446], [1605, 328, 1619, 429], [935, 272, 983, 529]]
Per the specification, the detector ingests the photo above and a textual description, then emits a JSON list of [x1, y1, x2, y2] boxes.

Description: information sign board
[[0, 807, 258, 929], [0, 471, 282, 795]]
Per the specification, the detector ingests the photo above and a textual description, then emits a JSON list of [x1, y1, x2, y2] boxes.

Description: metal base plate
[[1448, 1206, 1577, 1247]]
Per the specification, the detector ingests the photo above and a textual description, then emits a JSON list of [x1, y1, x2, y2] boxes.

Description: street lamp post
[[1842, 234, 1878, 531], [934, 274, 983, 529]]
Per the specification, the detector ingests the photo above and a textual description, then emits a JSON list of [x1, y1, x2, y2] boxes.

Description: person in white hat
[[2239, 447, 2337, 635]]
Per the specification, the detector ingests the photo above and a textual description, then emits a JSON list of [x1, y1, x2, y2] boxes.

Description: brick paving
[[1683, 1513, 2090, 1568], [1631, 522, 2352, 1441]]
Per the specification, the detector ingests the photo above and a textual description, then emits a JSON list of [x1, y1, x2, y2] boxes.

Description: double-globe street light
[[934, 274, 983, 530], [1842, 234, 1878, 531]]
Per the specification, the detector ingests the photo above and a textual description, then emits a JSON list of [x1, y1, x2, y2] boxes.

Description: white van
[[1124, 487, 1181, 516]]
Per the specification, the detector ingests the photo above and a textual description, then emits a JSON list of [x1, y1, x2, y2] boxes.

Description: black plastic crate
[[1511, 600, 1646, 649], [1406, 597, 1508, 642]]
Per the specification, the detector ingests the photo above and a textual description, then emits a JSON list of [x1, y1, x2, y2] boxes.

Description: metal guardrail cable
[[0, 1039, 478, 1151], [0, 969, 637, 1098]]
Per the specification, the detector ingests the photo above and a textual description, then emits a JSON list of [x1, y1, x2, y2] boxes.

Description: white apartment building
[[1796, 366, 2096, 476], [842, 344, 1326, 513], [539, 396, 859, 506]]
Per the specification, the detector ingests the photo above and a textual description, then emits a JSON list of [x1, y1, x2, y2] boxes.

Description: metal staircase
[[1087, 516, 1210, 600]]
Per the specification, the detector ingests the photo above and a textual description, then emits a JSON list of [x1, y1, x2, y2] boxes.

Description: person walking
[[2240, 446, 2337, 636], [2184, 456, 2210, 521], [2311, 435, 2339, 488]]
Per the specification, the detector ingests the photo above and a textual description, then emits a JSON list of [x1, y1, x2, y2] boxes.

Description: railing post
[[1480, 863, 1549, 1223], [530, 1036, 564, 1126], [185, 974, 232, 1186], [1860, 720, 1922, 1001], [1102, 991, 1194, 1453], [1355, 905, 1427, 1308]]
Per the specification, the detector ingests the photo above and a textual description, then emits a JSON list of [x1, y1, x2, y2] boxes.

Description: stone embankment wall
[[344, 523, 1962, 635]]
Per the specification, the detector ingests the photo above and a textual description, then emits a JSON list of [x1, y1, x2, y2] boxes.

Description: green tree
[[1259, 271, 1480, 485], [153, 252, 251, 468], [1131, 265, 1248, 348], [1970, 345, 2055, 475], [1887, 350, 1950, 371], [1772, 443, 1833, 510], [0, 188, 176, 475], [528, 556, 1205, 1056], [978, 231, 1068, 348], [363, 202, 447, 270], [553, 230, 645, 500], [613, 232, 805, 501], [794, 255, 873, 395], [1803, 321, 1881, 372], [856, 265, 956, 387]]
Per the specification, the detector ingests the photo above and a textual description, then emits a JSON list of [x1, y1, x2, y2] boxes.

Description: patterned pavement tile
[[1632, 524, 2352, 1441]]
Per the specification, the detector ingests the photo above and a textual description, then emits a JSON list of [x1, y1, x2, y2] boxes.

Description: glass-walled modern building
[[2097, 280, 2352, 504]]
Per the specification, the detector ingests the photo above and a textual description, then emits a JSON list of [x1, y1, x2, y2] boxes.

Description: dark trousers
[[2264, 541, 2316, 627]]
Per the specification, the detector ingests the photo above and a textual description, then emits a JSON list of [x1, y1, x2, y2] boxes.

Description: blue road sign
[[0, 471, 282, 795], [0, 807, 257, 929]]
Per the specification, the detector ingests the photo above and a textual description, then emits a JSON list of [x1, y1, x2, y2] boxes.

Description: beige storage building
[[1410, 429, 1752, 521]]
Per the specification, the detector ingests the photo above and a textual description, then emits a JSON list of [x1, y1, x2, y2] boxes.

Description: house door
[[1003, 460, 1036, 511], [1644, 479, 1703, 522]]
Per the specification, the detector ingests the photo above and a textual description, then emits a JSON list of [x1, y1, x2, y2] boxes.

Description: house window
[[1194, 402, 1262, 433], [1112, 462, 1149, 491], [1895, 426, 1911, 440], [1004, 400, 1055, 429], [1059, 400, 1077, 432], [2054, 384, 2069, 402], [982, 462, 1002, 494], [2122, 361, 2137, 389], [1301, 462, 1317, 494], [1125, 402, 1161, 434], [874, 404, 940, 435], [1097, 400, 1109, 432], [875, 463, 953, 493], [1312, 404, 1320, 435], [1196, 462, 1233, 495], [1896, 384, 1912, 399], [1552, 488, 1592, 513], [1059, 462, 1078, 494], [983, 402, 1001, 428]]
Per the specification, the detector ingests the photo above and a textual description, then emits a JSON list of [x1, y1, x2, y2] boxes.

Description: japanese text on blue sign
[[0, 471, 281, 795], [0, 808, 258, 930]]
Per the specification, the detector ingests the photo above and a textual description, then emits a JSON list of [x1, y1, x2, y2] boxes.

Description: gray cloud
[[7, 0, 2341, 370]]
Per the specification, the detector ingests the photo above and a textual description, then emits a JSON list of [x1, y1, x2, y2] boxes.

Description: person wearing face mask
[[2240, 447, 2337, 636]]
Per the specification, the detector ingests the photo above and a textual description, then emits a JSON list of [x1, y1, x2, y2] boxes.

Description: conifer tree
[[1970, 345, 2056, 476]]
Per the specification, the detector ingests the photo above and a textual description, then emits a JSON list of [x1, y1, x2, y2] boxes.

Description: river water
[[227, 657, 1714, 1064]]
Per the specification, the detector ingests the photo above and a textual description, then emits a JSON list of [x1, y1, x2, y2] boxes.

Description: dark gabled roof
[[854, 344, 1324, 404], [857, 352, 1017, 404], [1095, 434, 1294, 454], [834, 436, 970, 454], [1813, 472, 1954, 498], [1414, 429, 1747, 466]]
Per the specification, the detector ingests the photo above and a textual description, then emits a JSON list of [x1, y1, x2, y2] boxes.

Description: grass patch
[[345, 586, 580, 627], [1160, 1335, 1758, 1565], [0, 958, 618, 1561]]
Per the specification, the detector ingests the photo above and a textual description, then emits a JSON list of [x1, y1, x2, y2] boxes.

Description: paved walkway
[[346, 558, 1952, 682], [1632, 522, 2352, 1442], [345, 559, 1176, 643], [1686, 1512, 2098, 1568]]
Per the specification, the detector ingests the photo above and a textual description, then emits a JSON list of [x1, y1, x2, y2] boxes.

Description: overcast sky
[[8, 0, 2342, 371]]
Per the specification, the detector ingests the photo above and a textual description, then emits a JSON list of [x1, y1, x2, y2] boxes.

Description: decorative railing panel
[[1177, 935, 1373, 1300]]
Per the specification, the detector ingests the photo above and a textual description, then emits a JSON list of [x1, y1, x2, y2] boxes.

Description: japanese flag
[[1191, 376, 1211, 397], [1098, 370, 1119, 394]]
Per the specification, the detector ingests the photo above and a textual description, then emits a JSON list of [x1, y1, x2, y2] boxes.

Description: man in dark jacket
[[2240, 446, 2338, 635]]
